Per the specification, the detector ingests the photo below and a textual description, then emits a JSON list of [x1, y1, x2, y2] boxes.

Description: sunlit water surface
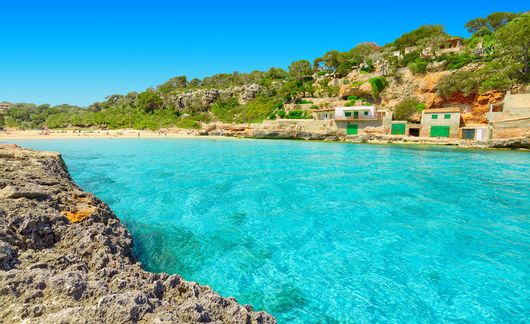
[[5, 138, 530, 323]]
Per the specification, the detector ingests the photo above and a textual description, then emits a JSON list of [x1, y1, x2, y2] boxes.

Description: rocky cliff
[[164, 84, 262, 111], [0, 144, 275, 323]]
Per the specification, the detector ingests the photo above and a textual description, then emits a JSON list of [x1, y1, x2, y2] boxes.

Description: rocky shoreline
[[199, 123, 530, 150], [0, 144, 275, 323]]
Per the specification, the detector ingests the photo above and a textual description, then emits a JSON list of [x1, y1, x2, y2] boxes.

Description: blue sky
[[1, 1, 528, 106]]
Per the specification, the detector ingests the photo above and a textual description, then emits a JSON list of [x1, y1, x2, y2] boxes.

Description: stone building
[[420, 107, 461, 138], [487, 92, 530, 139], [0, 102, 12, 111], [312, 108, 335, 120]]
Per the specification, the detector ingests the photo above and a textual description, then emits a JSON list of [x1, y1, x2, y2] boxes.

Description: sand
[[0, 128, 204, 139]]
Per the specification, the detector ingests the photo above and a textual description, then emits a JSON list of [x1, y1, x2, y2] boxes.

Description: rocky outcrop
[[203, 121, 342, 141], [165, 84, 262, 111], [0, 144, 275, 323]]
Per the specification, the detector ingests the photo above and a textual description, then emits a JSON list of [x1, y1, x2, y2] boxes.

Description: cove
[[5, 138, 530, 323]]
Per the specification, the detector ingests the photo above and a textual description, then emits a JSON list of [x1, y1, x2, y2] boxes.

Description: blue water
[[4, 138, 530, 323]]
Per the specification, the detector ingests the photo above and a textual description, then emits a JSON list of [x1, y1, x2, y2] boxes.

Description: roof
[[337, 106, 374, 111], [423, 108, 461, 114], [313, 108, 335, 112]]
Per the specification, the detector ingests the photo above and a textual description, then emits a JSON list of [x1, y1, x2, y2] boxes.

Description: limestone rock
[[0, 144, 276, 323]]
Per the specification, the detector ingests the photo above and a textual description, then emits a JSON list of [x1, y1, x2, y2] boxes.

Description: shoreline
[[1, 128, 529, 150], [0, 144, 276, 323]]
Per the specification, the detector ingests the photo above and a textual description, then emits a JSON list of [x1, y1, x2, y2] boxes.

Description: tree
[[393, 25, 447, 49], [288, 60, 312, 80], [465, 17, 489, 34], [496, 13, 530, 81], [487, 12, 519, 30], [465, 12, 519, 34], [157, 76, 188, 93], [137, 90, 163, 113]]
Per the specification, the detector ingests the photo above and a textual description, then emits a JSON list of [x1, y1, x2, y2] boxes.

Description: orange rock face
[[431, 90, 505, 125]]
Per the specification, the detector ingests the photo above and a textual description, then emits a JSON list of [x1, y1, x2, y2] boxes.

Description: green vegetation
[[368, 77, 388, 97], [465, 12, 519, 34], [4, 10, 527, 130], [285, 110, 310, 119], [393, 98, 425, 121]]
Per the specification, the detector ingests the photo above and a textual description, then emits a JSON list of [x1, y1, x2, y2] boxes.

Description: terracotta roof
[[423, 108, 461, 113]]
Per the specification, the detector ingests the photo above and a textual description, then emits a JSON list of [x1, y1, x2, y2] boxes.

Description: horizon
[[1, 0, 528, 107]]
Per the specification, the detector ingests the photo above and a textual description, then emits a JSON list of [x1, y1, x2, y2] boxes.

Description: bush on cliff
[[393, 98, 424, 121]]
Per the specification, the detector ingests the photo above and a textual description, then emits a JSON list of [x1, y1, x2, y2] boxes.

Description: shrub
[[407, 58, 429, 74], [394, 98, 424, 121], [285, 110, 310, 119], [368, 77, 388, 97], [438, 53, 475, 70], [295, 99, 313, 104], [347, 95, 359, 101], [344, 101, 355, 107], [211, 97, 240, 123], [310, 105, 319, 109], [437, 61, 516, 97], [277, 110, 286, 118]]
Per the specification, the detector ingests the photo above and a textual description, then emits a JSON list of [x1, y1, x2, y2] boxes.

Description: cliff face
[[164, 84, 262, 111], [0, 144, 275, 323]]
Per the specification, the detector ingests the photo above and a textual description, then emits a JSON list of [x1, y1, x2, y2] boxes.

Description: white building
[[334, 106, 377, 120]]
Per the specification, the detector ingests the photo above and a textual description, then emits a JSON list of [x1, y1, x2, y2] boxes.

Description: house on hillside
[[487, 92, 530, 139], [420, 108, 461, 138], [0, 102, 11, 111], [312, 108, 335, 120], [421, 37, 464, 57]]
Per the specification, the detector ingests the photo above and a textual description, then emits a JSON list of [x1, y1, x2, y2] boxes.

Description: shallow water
[[5, 138, 530, 323]]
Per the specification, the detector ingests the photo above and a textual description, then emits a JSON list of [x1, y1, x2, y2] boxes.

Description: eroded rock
[[0, 144, 275, 323]]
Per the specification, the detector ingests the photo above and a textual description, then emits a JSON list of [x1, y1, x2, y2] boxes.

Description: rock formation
[[164, 84, 262, 111], [0, 144, 275, 323]]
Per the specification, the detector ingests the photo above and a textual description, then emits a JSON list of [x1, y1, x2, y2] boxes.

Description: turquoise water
[[4, 138, 530, 323]]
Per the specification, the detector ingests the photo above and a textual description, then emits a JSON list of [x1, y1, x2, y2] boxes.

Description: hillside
[[2, 11, 529, 130]]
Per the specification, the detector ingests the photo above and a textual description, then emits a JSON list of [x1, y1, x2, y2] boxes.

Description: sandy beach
[[0, 128, 203, 139]]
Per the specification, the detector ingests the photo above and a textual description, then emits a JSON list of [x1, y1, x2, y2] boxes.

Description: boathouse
[[420, 108, 461, 138], [334, 106, 382, 135]]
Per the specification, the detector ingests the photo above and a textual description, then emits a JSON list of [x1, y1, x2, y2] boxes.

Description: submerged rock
[[0, 144, 276, 323]]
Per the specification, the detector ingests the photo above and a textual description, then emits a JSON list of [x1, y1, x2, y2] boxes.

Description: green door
[[346, 124, 358, 135], [353, 111, 359, 119], [430, 126, 450, 137], [391, 123, 406, 135]]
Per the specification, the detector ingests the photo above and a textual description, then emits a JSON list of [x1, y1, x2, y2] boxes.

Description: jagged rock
[[339, 83, 372, 99], [165, 84, 262, 111], [0, 144, 276, 323]]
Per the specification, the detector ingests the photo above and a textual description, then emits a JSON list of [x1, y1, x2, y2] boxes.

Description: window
[[444, 114, 451, 119], [345, 112, 352, 117], [432, 114, 438, 119], [364, 111, 368, 116]]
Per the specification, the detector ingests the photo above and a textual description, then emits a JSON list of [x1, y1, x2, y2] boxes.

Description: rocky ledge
[[0, 144, 275, 323]]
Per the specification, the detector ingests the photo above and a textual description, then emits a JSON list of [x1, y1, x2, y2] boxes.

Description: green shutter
[[345, 111, 352, 117], [391, 123, 406, 135], [432, 114, 438, 119], [444, 114, 451, 119], [354, 111, 359, 119], [430, 126, 450, 137], [347, 124, 358, 135], [364, 111, 368, 116]]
